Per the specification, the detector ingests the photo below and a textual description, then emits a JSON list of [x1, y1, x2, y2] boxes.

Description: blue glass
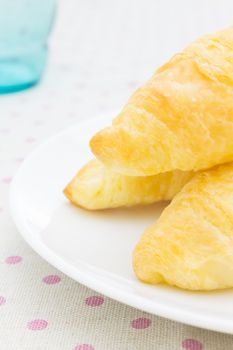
[[0, 0, 55, 93]]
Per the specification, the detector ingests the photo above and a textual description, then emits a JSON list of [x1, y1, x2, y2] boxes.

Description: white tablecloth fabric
[[1, 1, 233, 348]]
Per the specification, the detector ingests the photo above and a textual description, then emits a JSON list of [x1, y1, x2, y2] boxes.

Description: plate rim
[[9, 116, 233, 335]]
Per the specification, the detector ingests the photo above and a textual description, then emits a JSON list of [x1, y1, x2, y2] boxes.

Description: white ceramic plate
[[10, 114, 233, 334]]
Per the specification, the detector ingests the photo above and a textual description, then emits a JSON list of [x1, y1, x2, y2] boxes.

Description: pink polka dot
[[2, 177, 12, 184], [73, 345, 94, 350], [15, 157, 24, 163], [182, 339, 203, 350], [131, 318, 151, 329], [42, 275, 61, 285], [5, 256, 22, 264], [27, 319, 48, 331], [85, 295, 104, 307], [26, 137, 36, 143], [0, 296, 6, 306]]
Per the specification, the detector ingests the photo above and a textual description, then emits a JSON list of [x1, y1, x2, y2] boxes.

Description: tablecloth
[[1, 0, 233, 349]]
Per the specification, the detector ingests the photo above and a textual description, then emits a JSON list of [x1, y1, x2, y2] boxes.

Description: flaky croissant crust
[[133, 162, 233, 290], [63, 159, 194, 210], [91, 26, 233, 176]]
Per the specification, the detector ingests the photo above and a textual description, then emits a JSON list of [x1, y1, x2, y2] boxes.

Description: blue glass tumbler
[[0, 0, 55, 93]]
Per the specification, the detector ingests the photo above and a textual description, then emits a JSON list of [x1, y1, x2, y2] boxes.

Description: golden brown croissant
[[64, 159, 194, 210], [133, 162, 233, 290], [90, 26, 233, 176]]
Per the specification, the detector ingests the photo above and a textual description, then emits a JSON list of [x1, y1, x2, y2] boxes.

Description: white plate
[[10, 114, 233, 334]]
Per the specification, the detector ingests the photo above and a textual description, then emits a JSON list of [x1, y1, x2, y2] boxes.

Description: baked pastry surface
[[64, 159, 194, 210], [133, 162, 233, 290], [91, 26, 233, 176]]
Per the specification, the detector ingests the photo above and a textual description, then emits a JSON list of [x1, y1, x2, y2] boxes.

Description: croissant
[[63, 159, 194, 210], [90, 26, 233, 176], [133, 162, 233, 290]]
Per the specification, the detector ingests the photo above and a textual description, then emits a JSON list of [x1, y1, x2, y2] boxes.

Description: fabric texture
[[1, 0, 233, 348]]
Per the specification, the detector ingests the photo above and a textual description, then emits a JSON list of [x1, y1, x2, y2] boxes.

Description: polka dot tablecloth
[[1, 1, 233, 349]]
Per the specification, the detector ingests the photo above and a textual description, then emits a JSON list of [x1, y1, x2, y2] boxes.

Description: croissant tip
[[63, 184, 72, 201]]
